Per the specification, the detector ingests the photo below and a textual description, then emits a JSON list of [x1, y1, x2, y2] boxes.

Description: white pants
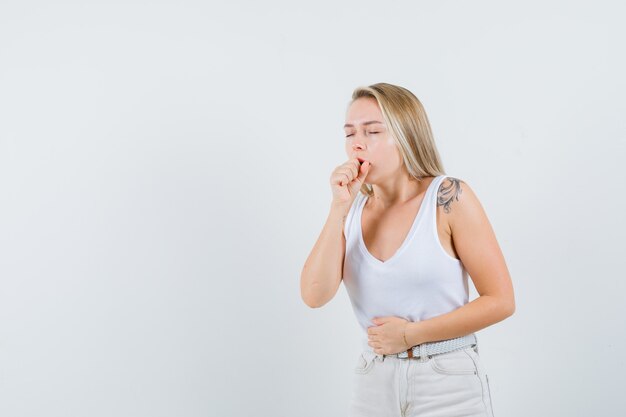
[[349, 345, 495, 417]]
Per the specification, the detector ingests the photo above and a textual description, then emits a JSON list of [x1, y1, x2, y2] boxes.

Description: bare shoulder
[[436, 176, 464, 214], [436, 176, 515, 314], [436, 176, 485, 232]]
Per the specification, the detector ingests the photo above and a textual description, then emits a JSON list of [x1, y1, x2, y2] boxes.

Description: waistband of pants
[[386, 333, 478, 360]]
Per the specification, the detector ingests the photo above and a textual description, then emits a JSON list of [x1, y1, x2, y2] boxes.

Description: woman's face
[[344, 97, 403, 185]]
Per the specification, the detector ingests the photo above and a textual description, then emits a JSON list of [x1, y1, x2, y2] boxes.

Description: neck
[[369, 176, 428, 209]]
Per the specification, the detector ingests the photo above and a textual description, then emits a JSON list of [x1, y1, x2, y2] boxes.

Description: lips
[[357, 157, 367, 164]]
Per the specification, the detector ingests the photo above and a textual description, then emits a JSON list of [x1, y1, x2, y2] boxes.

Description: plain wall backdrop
[[1, 0, 625, 416]]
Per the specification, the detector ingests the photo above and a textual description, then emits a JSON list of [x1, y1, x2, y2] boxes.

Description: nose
[[352, 141, 365, 151]]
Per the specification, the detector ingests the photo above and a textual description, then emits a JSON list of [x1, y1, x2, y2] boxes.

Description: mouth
[[357, 157, 367, 164]]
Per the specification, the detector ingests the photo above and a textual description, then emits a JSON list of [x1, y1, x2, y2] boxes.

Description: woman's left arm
[[405, 178, 516, 347]]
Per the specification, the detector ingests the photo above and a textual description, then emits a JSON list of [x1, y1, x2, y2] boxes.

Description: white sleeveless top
[[342, 175, 469, 353]]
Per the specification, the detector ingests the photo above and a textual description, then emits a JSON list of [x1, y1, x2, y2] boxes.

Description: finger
[[333, 166, 354, 182], [356, 161, 370, 182], [340, 165, 358, 181], [331, 171, 351, 186], [350, 159, 361, 175], [341, 162, 358, 181], [338, 172, 350, 186]]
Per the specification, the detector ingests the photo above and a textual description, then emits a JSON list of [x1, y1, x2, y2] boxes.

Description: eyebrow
[[343, 120, 384, 128]]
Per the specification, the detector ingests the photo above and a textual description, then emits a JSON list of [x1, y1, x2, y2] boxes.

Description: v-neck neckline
[[357, 176, 441, 266]]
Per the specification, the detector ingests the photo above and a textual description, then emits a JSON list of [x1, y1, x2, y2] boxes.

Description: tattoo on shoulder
[[437, 177, 463, 214]]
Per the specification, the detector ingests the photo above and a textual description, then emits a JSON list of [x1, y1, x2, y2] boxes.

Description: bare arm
[[404, 178, 516, 345], [301, 157, 369, 308], [300, 202, 349, 308]]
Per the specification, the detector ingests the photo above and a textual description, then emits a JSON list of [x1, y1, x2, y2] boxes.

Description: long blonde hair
[[348, 83, 446, 197]]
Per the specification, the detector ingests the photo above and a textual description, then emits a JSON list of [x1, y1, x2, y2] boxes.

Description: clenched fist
[[330, 158, 370, 209]]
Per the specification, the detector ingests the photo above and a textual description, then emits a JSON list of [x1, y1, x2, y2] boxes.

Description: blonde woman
[[300, 83, 515, 417]]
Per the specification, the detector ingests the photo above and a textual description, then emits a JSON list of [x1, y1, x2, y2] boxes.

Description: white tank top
[[342, 175, 469, 353]]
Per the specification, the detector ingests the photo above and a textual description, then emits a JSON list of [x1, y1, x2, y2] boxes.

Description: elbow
[[302, 295, 326, 309], [300, 271, 339, 309], [487, 289, 515, 318], [302, 295, 322, 309], [502, 298, 515, 318], [486, 294, 515, 319], [301, 291, 332, 309], [305, 300, 323, 309], [300, 282, 325, 309]]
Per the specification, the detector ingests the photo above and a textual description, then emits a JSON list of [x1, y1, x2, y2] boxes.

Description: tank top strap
[[421, 175, 451, 232]]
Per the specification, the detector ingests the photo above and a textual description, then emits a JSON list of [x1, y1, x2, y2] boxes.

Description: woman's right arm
[[300, 158, 370, 308], [300, 202, 350, 308]]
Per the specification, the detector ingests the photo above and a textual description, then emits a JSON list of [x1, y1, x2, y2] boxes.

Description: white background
[[1, 1, 625, 416]]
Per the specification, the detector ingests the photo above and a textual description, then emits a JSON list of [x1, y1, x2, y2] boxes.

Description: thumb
[[356, 161, 370, 183]]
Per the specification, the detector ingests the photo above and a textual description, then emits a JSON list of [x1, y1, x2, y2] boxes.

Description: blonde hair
[[348, 82, 446, 197]]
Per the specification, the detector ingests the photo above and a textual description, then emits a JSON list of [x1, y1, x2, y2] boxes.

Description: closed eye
[[345, 132, 379, 138]]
